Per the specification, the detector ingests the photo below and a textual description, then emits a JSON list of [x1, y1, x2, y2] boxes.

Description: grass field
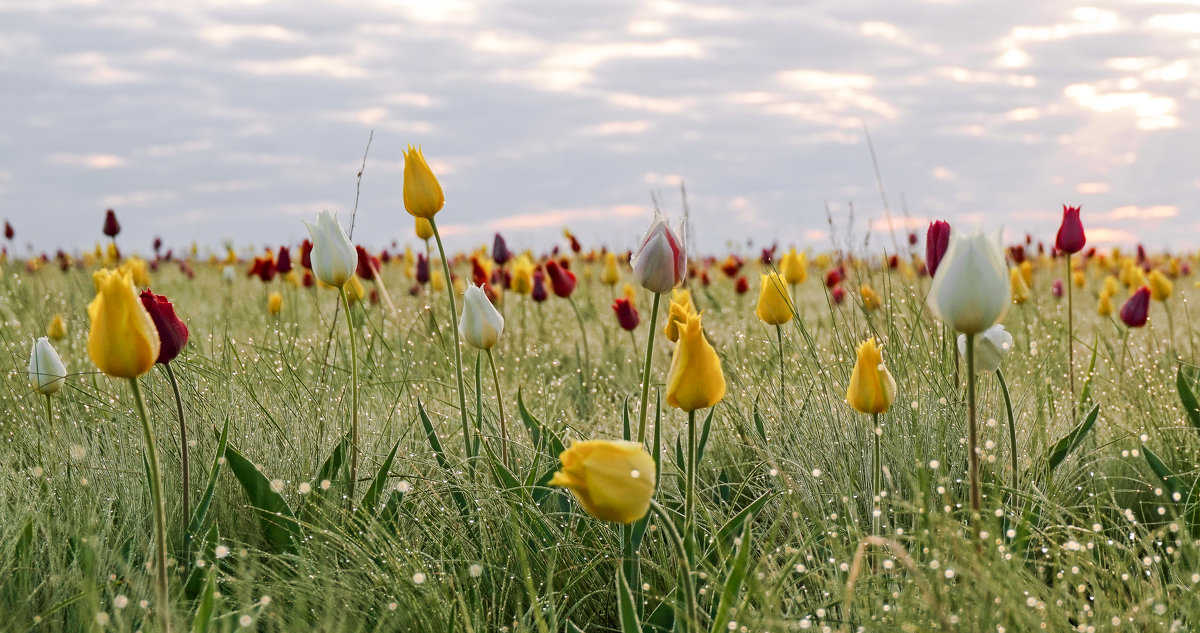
[[2, 234, 1199, 633]]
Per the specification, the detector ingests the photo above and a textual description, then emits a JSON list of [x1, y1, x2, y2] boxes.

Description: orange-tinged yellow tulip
[[860, 284, 882, 311], [415, 217, 434, 241], [666, 313, 726, 412], [755, 272, 794, 325], [1009, 267, 1029, 304], [550, 440, 656, 524], [47, 314, 67, 341], [87, 268, 160, 378], [779, 248, 807, 285], [601, 252, 621, 286], [663, 288, 696, 342], [402, 145, 444, 219], [1148, 269, 1173, 301], [268, 291, 283, 315], [845, 337, 896, 415]]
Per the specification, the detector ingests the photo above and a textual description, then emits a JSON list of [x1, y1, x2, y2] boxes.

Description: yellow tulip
[[1168, 257, 1181, 278], [345, 276, 366, 304], [550, 440, 656, 524], [755, 272, 794, 325], [860, 284, 882, 311], [47, 314, 67, 341], [1148, 269, 1173, 301], [779, 248, 807, 285], [1009, 267, 1029, 305], [1097, 292, 1113, 316], [622, 282, 638, 309], [601, 252, 621, 286], [452, 276, 466, 297], [511, 256, 534, 295], [87, 268, 160, 378], [432, 270, 447, 292], [120, 256, 151, 288], [845, 337, 896, 415], [268, 291, 283, 315], [402, 145, 444, 219], [1019, 260, 1033, 287], [105, 242, 120, 266], [815, 253, 832, 269], [415, 217, 434, 241], [1072, 270, 1086, 289], [663, 288, 696, 342], [1102, 275, 1121, 298], [665, 313, 726, 412]]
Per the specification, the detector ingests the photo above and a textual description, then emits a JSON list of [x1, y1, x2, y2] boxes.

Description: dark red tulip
[[545, 260, 576, 298], [887, 254, 899, 269], [153, 237, 162, 253], [907, 231, 918, 246], [471, 257, 489, 287], [1055, 205, 1085, 255], [275, 246, 293, 274], [565, 232, 581, 254], [831, 285, 846, 304], [721, 256, 742, 278], [302, 270, 315, 288], [926, 220, 951, 278], [493, 233, 511, 265], [1052, 279, 1063, 298], [1137, 244, 1147, 265], [300, 239, 313, 270], [825, 267, 844, 289], [760, 246, 776, 265], [103, 209, 121, 238], [735, 276, 749, 294], [355, 245, 380, 280], [1120, 286, 1151, 328], [1008, 245, 1026, 264], [415, 253, 430, 284], [613, 298, 640, 331], [380, 249, 392, 264], [531, 269, 548, 303], [140, 289, 189, 365], [492, 267, 511, 290], [4, 221, 14, 240], [699, 270, 711, 286], [248, 255, 275, 282]]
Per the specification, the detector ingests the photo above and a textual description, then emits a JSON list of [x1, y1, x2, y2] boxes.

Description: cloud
[[47, 153, 126, 169], [238, 55, 368, 78], [1103, 205, 1179, 220]]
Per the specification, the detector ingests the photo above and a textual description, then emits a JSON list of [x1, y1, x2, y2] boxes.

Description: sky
[[0, 0, 1198, 256]]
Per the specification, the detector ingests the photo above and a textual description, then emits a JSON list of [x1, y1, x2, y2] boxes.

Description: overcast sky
[[1, 0, 1197, 256]]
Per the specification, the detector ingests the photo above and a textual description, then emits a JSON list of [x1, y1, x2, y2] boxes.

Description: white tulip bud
[[630, 212, 686, 294], [303, 210, 358, 288], [29, 337, 67, 395], [459, 285, 504, 350], [958, 324, 1013, 374], [927, 228, 1010, 334]]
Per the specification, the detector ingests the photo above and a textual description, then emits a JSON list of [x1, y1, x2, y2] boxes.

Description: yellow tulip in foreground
[[87, 268, 160, 379], [666, 312, 726, 412], [403, 145, 445, 219], [845, 337, 896, 414], [663, 288, 696, 342], [755, 272, 794, 325], [551, 440, 656, 524]]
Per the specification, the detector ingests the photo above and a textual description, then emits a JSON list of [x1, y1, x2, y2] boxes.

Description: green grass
[[2, 255, 1199, 632]]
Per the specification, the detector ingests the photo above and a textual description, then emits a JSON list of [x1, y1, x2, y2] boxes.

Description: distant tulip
[[459, 285, 504, 350], [1148, 269, 1173, 301], [303, 210, 358, 288], [926, 220, 951, 278], [630, 212, 686, 294], [831, 284, 846, 304], [734, 276, 749, 294], [139, 289, 189, 365], [531, 269, 548, 302], [957, 324, 1012, 374], [492, 233, 511, 265], [622, 282, 638, 308], [355, 245, 381, 280], [1102, 275, 1121, 298], [860, 284, 882, 311], [268, 291, 283, 315], [613, 298, 640, 331], [300, 239, 313, 270], [550, 440, 656, 524], [1052, 280, 1063, 298], [1072, 270, 1086, 289], [3, 221, 12, 240], [415, 253, 430, 284], [927, 229, 1010, 334], [665, 312, 726, 412], [121, 256, 151, 288], [663, 289, 696, 342], [402, 146, 444, 219], [222, 265, 236, 283], [756, 272, 794, 325], [102, 208, 121, 238], [601, 252, 621, 287], [1097, 292, 1114, 316], [88, 268, 160, 378], [545, 260, 576, 298], [47, 314, 67, 341], [1009, 267, 1030, 304], [345, 276, 367, 304], [845, 337, 896, 414], [825, 268, 844, 289], [1120, 286, 1151, 327], [1055, 205, 1086, 255], [275, 246, 293, 274], [511, 256, 534, 295], [431, 270, 447, 292], [779, 248, 807, 285], [1019, 260, 1033, 287], [29, 337, 67, 395]]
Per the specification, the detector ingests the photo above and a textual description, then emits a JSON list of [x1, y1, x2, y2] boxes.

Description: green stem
[[1066, 255, 1075, 397], [486, 349, 508, 467], [164, 363, 189, 543], [777, 324, 786, 408], [340, 286, 360, 503], [429, 217, 471, 461], [685, 408, 697, 551], [568, 295, 591, 378], [965, 333, 981, 523], [997, 367, 1018, 501], [44, 393, 53, 434], [129, 377, 172, 633], [872, 412, 881, 540], [649, 501, 699, 633], [636, 292, 662, 443]]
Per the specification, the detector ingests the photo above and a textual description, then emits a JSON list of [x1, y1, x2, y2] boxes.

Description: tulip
[[1019, 260, 1033, 287], [402, 145, 444, 219], [779, 248, 807, 285], [300, 239, 313, 269], [268, 291, 283, 315], [1148, 269, 1173, 301], [927, 229, 1010, 335], [613, 297, 640, 331], [630, 212, 686, 294], [663, 289, 696, 342], [103, 208, 121, 238], [303, 210, 358, 288], [831, 284, 846, 304], [1120, 286, 1151, 328], [755, 272, 794, 325], [601, 252, 621, 286], [492, 233, 511, 265], [3, 221, 12, 240], [860, 284, 882, 311], [1055, 204, 1086, 254], [459, 285, 504, 350], [735, 276, 749, 294], [1097, 292, 1114, 317], [87, 268, 160, 379], [1009, 267, 1029, 305], [356, 245, 381, 281], [139, 290, 189, 365], [622, 282, 638, 308], [926, 220, 951, 278], [511, 256, 534, 295], [845, 338, 896, 415], [957, 324, 1012, 374], [550, 440, 656, 524], [276, 246, 293, 274], [1052, 279, 1064, 298], [47, 314, 67, 340], [531, 269, 548, 302], [665, 312, 725, 413], [121, 256, 151, 288], [415, 217, 434, 241], [345, 276, 366, 304], [416, 253, 430, 285], [546, 260, 576, 298], [29, 337, 67, 396]]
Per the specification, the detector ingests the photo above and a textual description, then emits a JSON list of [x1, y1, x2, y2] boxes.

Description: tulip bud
[[779, 248, 808, 285], [1009, 267, 1030, 304], [613, 298, 640, 331], [927, 229, 1010, 334], [402, 146, 445, 219], [511, 256, 534, 295], [531, 269, 548, 302], [1148, 269, 1173, 301], [139, 289, 189, 365], [925, 220, 951, 278], [1097, 292, 1114, 316], [303, 210, 358, 288], [29, 337, 67, 395], [550, 440, 656, 524], [735, 276, 749, 294], [268, 291, 283, 315], [459, 285, 505, 350], [492, 233, 511, 265], [103, 208, 121, 238], [276, 246, 293, 274], [630, 212, 686, 294], [1052, 279, 1063, 298], [47, 314, 67, 341], [1120, 286, 1151, 328], [88, 268, 160, 378], [831, 284, 846, 304], [601, 252, 621, 287], [665, 312, 726, 412], [755, 272, 794, 325], [545, 260, 576, 298], [1055, 204, 1086, 255], [4, 221, 13, 240], [663, 289, 696, 342], [957, 324, 1012, 374], [845, 337, 896, 414]]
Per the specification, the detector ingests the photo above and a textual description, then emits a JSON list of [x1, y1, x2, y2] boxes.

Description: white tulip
[[303, 210, 358, 288], [222, 265, 236, 283], [958, 324, 1013, 374], [459, 285, 504, 350], [29, 337, 67, 395], [630, 212, 686, 294], [927, 228, 1010, 334]]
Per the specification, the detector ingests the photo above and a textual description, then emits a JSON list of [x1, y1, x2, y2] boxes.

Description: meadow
[[2, 201, 1200, 633]]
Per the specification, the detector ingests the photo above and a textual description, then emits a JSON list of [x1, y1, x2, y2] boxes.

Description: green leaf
[[696, 407, 715, 465], [1047, 403, 1100, 472], [517, 388, 565, 457], [708, 492, 772, 566], [361, 437, 402, 515], [187, 417, 230, 554], [752, 401, 767, 443], [1078, 336, 1099, 412], [618, 567, 642, 633], [1178, 366, 1200, 433], [622, 396, 631, 441], [710, 513, 752, 633], [191, 566, 217, 633], [223, 441, 301, 553], [417, 399, 473, 529], [184, 523, 219, 600], [1142, 444, 1187, 501]]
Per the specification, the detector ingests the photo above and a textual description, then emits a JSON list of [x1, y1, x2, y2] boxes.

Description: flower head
[[550, 440, 656, 524], [139, 289, 189, 365], [663, 289, 696, 342], [402, 146, 444, 219], [303, 211, 358, 288], [957, 324, 1013, 374], [927, 228, 1010, 334], [925, 220, 951, 278], [845, 337, 896, 414], [29, 337, 67, 395], [755, 272, 794, 325], [1120, 286, 1151, 328], [630, 212, 686, 294], [88, 268, 160, 378], [1055, 205, 1086, 255], [459, 284, 505, 350], [666, 312, 726, 412]]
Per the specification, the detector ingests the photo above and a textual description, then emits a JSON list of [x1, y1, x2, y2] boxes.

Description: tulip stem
[[649, 500, 699, 633], [164, 363, 190, 542], [485, 349, 508, 468], [776, 324, 786, 408], [1066, 255, 1075, 398], [684, 408, 697, 551], [129, 377, 172, 633], [44, 393, 53, 434], [428, 218, 472, 462], [568, 296, 591, 379], [965, 333, 982, 526], [997, 368, 1018, 505], [636, 292, 662, 443], [872, 412, 881, 540], [339, 286, 360, 504]]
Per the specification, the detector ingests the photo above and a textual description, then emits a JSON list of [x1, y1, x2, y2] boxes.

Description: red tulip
[[356, 245, 380, 280], [531, 269, 548, 303], [613, 298, 640, 331], [493, 233, 512, 265], [1052, 279, 1063, 298], [103, 209, 121, 238], [153, 237, 162, 253], [140, 289, 189, 364], [825, 267, 844, 288], [3, 221, 12, 240], [276, 246, 293, 274], [248, 254, 275, 282], [734, 276, 749, 294], [907, 231, 918, 246], [926, 220, 951, 278], [1055, 205, 1085, 254], [1120, 286, 1151, 328], [416, 253, 430, 284], [300, 239, 313, 270], [545, 260, 576, 298], [471, 257, 489, 287], [302, 270, 315, 288], [831, 285, 846, 304]]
